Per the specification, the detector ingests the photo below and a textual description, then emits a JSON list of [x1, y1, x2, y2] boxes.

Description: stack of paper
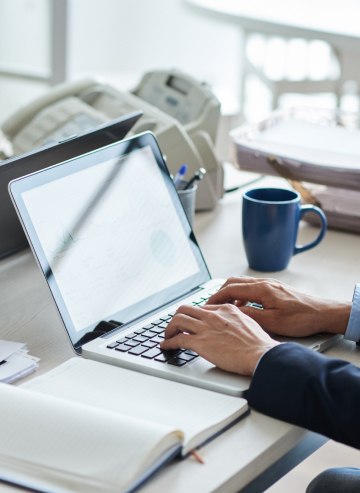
[[231, 109, 360, 190], [302, 184, 360, 233], [231, 108, 360, 233], [0, 340, 39, 384]]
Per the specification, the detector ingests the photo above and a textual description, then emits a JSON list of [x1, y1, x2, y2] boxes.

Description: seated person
[[160, 277, 360, 493]]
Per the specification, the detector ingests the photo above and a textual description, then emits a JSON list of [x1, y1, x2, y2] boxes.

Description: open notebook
[[0, 358, 248, 493]]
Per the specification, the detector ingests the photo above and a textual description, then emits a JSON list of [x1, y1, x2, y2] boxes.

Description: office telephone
[[1, 70, 223, 210]]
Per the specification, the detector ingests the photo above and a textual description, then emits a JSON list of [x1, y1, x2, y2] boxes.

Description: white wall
[[0, 0, 50, 72], [0, 0, 50, 124], [68, 0, 241, 112], [0, 0, 242, 127]]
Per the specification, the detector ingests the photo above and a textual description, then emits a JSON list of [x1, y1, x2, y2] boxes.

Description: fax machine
[[1, 70, 224, 210]]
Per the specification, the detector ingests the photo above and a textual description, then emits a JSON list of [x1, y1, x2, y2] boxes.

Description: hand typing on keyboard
[[161, 275, 352, 375], [206, 276, 351, 338], [106, 313, 200, 367], [160, 302, 279, 376]]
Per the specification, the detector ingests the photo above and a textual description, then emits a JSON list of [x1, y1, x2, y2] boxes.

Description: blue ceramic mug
[[242, 188, 327, 272]]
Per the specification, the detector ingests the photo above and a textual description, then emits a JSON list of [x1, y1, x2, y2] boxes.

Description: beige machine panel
[[2, 71, 224, 210]]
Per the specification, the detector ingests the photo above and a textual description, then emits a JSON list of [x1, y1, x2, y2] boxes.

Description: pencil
[[189, 449, 205, 464]]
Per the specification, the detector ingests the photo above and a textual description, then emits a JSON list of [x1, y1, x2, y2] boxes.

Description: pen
[[183, 168, 206, 190], [173, 164, 188, 188]]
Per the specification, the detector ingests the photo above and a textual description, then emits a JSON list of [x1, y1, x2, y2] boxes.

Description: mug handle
[[293, 205, 327, 255]]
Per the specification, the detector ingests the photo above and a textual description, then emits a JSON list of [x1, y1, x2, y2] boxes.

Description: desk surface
[[1, 175, 360, 493], [186, 0, 360, 48]]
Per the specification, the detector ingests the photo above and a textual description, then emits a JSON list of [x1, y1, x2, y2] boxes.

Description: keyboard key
[[142, 330, 157, 338], [107, 342, 118, 349], [167, 357, 187, 366], [125, 333, 137, 339], [160, 316, 171, 322], [149, 326, 165, 334], [168, 311, 176, 317], [141, 347, 163, 359], [142, 340, 158, 348], [133, 335, 148, 343], [128, 345, 149, 356], [116, 337, 127, 344], [115, 344, 130, 352], [184, 350, 198, 357], [178, 353, 196, 362], [151, 319, 162, 325], [143, 324, 153, 330], [123, 340, 140, 347], [151, 336, 164, 343], [154, 349, 182, 363], [154, 354, 169, 363], [134, 328, 146, 334]]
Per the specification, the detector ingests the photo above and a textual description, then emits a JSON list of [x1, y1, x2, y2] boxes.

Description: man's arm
[[161, 278, 360, 449], [248, 343, 360, 449]]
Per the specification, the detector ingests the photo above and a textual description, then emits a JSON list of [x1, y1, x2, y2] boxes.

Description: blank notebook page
[[22, 357, 247, 453], [0, 383, 177, 493]]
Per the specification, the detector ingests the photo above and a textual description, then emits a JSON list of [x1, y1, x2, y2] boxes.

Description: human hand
[[207, 277, 352, 338], [160, 303, 279, 376]]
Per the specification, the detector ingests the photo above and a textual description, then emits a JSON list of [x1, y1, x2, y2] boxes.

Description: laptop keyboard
[[106, 289, 218, 367]]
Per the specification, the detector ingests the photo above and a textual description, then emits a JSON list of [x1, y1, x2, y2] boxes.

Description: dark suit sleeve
[[246, 343, 360, 449]]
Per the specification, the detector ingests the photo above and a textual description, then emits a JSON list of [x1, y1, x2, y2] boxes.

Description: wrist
[[248, 341, 280, 376], [319, 300, 352, 335]]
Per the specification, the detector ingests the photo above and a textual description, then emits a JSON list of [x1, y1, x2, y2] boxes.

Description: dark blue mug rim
[[243, 187, 300, 205]]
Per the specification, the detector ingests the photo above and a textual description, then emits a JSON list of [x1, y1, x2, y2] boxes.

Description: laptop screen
[[0, 111, 142, 259], [10, 133, 210, 348]]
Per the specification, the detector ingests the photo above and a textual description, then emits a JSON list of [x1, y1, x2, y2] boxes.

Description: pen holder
[[177, 180, 198, 227]]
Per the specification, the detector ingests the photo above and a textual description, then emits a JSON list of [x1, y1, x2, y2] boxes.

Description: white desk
[[1, 176, 360, 492]]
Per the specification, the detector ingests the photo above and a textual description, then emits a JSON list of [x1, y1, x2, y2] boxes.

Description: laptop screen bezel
[[9, 132, 211, 351]]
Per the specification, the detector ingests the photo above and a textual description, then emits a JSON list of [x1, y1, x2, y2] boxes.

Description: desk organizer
[[231, 107, 360, 233]]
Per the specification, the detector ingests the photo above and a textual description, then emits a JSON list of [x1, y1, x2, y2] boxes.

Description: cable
[[224, 176, 264, 193]]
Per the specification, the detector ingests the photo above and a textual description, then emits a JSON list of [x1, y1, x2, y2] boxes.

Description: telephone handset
[[1, 70, 223, 210], [2, 79, 105, 153]]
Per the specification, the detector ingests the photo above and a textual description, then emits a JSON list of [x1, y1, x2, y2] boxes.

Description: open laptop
[[8, 132, 341, 397], [0, 110, 142, 259]]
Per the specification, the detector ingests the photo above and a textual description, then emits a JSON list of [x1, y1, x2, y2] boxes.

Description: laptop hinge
[[100, 285, 204, 340]]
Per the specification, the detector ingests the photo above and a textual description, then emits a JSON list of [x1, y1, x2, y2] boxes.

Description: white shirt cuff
[[344, 283, 360, 342]]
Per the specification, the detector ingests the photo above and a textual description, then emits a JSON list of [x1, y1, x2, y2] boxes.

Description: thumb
[[239, 305, 266, 326]]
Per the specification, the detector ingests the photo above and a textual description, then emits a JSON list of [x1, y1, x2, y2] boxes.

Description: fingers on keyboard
[[106, 295, 213, 365]]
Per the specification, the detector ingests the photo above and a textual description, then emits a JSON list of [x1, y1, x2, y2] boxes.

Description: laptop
[[0, 110, 142, 259], [8, 132, 341, 397]]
